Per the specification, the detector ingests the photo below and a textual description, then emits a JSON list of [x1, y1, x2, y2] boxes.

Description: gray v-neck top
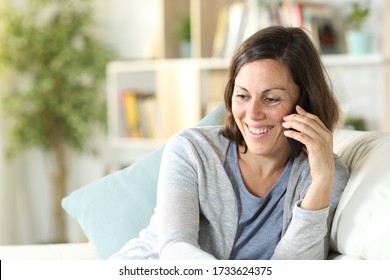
[[226, 142, 293, 259]]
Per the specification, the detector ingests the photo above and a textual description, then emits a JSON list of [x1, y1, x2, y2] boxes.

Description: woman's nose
[[247, 99, 265, 119]]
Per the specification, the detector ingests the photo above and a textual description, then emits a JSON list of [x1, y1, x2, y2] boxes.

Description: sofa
[[1, 104, 389, 260]]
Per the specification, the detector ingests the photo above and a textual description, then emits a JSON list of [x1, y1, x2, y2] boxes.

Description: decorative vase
[[180, 41, 191, 58], [346, 30, 372, 55]]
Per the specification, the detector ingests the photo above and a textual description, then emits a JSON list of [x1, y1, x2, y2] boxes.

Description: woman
[[111, 26, 350, 260]]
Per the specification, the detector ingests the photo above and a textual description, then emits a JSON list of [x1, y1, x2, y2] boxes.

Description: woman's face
[[232, 59, 299, 157]]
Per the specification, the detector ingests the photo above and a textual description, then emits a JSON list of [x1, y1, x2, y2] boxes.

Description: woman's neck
[[236, 145, 291, 197]]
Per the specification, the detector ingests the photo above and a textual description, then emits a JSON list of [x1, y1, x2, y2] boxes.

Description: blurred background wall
[[0, 0, 159, 245]]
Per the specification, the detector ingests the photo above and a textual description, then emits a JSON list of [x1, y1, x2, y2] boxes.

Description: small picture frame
[[311, 16, 344, 54]]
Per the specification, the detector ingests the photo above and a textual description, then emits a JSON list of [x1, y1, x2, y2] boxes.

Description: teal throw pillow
[[61, 103, 225, 259]]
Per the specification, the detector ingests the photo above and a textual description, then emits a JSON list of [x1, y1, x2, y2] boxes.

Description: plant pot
[[180, 41, 191, 58], [346, 30, 372, 55]]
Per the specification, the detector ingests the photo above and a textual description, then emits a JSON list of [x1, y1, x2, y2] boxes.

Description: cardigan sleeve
[[272, 156, 350, 260], [156, 133, 217, 260], [271, 200, 330, 259]]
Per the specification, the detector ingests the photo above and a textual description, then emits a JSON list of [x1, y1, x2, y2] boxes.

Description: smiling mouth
[[247, 125, 273, 135]]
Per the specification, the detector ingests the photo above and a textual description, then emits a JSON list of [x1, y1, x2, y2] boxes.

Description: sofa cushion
[[61, 104, 225, 259], [331, 129, 390, 259]]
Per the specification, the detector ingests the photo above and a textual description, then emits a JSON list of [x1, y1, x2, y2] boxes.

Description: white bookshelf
[[107, 53, 389, 144], [105, 0, 390, 165]]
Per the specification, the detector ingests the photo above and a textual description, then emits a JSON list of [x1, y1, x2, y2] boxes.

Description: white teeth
[[248, 126, 272, 135]]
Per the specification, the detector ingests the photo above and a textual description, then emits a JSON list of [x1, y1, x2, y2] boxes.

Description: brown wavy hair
[[220, 26, 340, 150]]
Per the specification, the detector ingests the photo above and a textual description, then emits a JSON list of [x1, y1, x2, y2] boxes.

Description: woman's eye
[[235, 94, 248, 100], [265, 97, 280, 104]]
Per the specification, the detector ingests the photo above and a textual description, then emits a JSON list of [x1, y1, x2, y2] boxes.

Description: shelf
[[107, 53, 389, 148], [322, 53, 390, 67], [194, 54, 390, 68], [109, 137, 166, 149], [109, 53, 389, 71], [107, 137, 165, 167]]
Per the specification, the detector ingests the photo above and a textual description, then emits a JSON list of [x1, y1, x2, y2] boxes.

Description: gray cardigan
[[110, 126, 350, 260]]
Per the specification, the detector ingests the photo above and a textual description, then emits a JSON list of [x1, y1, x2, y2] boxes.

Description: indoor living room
[[0, 0, 389, 272]]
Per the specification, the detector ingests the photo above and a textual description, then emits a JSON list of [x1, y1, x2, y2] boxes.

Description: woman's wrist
[[300, 179, 333, 210]]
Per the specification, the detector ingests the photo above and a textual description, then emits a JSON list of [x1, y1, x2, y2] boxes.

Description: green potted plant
[[173, 14, 191, 58], [344, 116, 367, 131], [345, 1, 372, 54], [0, 0, 116, 243]]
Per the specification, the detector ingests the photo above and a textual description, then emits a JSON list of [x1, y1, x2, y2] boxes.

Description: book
[[212, 1, 343, 57], [212, 6, 228, 57], [137, 95, 160, 138], [121, 91, 143, 138], [242, 0, 273, 40], [223, 1, 246, 58], [121, 90, 160, 138], [276, 2, 343, 54], [212, 1, 281, 58]]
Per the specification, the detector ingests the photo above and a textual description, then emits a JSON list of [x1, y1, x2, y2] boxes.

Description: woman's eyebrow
[[235, 84, 287, 93], [263, 87, 287, 93], [234, 84, 249, 92]]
